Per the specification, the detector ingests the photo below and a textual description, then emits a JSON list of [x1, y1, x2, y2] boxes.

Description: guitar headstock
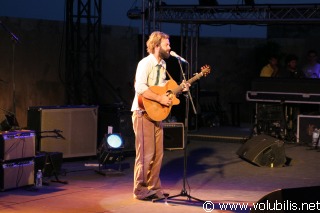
[[200, 64, 211, 77]]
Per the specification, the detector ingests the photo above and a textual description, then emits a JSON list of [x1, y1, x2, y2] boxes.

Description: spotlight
[[104, 133, 124, 149], [96, 133, 124, 175]]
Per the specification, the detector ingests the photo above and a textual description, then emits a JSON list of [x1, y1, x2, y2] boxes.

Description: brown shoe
[[154, 190, 165, 199], [134, 189, 157, 200]]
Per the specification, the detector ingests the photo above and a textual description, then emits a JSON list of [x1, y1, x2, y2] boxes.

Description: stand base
[[94, 169, 123, 176], [51, 179, 68, 184], [43, 176, 68, 186], [152, 189, 205, 203], [94, 163, 123, 176]]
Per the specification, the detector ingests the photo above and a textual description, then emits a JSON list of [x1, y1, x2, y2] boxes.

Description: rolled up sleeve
[[135, 59, 150, 95]]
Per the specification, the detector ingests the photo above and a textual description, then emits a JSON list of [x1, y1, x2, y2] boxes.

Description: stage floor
[[1, 126, 320, 213]]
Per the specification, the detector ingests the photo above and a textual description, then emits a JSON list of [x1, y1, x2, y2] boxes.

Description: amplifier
[[0, 131, 35, 161], [0, 159, 34, 191], [27, 106, 98, 158], [163, 122, 184, 150]]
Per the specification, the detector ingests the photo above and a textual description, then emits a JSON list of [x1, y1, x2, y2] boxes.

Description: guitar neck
[[172, 72, 203, 95]]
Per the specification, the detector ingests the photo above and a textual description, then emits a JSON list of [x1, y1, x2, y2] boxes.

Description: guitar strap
[[165, 69, 174, 80]]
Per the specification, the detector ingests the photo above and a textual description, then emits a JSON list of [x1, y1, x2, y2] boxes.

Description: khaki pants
[[132, 111, 163, 197]]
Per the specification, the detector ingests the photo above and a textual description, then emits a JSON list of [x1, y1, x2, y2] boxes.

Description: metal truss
[[146, 3, 320, 73], [155, 4, 320, 25], [141, 0, 162, 57], [143, 2, 320, 130], [66, 0, 102, 104]]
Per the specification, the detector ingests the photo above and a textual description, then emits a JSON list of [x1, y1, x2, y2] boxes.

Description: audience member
[[302, 50, 320, 78], [278, 54, 304, 78], [260, 55, 279, 77]]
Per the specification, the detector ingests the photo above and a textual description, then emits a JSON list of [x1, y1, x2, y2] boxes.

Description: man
[[131, 31, 189, 200], [278, 54, 304, 78], [302, 50, 320, 78]]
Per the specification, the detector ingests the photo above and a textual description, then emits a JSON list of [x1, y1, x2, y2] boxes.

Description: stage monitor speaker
[[0, 159, 34, 191], [163, 122, 184, 150], [34, 152, 63, 178], [236, 134, 287, 167], [0, 131, 35, 161], [251, 186, 320, 213], [27, 106, 98, 158]]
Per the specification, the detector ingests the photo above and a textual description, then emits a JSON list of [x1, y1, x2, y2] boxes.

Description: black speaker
[[251, 186, 320, 213], [34, 152, 63, 178], [163, 122, 184, 150], [119, 111, 135, 151], [236, 134, 287, 167]]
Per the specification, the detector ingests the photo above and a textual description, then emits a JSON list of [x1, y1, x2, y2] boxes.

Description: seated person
[[260, 55, 279, 77], [278, 54, 304, 78], [302, 50, 320, 78]]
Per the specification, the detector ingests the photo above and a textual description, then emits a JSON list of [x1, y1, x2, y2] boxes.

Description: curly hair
[[146, 31, 169, 54]]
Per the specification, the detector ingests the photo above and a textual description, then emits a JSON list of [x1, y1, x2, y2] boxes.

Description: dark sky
[[1, 0, 319, 38]]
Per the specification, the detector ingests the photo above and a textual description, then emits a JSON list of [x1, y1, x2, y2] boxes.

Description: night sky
[[1, 0, 320, 38]]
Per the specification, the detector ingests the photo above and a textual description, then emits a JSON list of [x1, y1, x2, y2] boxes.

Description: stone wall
[[0, 17, 66, 128]]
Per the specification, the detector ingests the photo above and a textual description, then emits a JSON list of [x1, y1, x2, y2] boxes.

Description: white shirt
[[131, 54, 167, 111]]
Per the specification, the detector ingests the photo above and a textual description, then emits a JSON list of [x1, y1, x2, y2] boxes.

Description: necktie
[[154, 64, 161, 85]]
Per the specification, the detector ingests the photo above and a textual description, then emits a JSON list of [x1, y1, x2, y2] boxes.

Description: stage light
[[127, 7, 142, 20], [96, 133, 124, 175], [104, 133, 124, 149], [0, 114, 19, 131]]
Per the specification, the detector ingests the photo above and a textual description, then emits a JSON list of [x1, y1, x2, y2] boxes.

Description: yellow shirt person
[[260, 56, 279, 77]]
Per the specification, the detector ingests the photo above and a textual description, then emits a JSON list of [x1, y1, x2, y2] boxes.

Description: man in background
[[260, 55, 279, 77], [302, 50, 320, 78]]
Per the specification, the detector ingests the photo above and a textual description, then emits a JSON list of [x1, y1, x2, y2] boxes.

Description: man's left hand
[[180, 80, 190, 92]]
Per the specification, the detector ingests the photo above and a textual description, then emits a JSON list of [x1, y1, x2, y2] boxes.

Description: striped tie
[[154, 64, 161, 85]]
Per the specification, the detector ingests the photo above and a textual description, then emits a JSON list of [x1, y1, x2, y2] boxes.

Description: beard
[[159, 47, 170, 59]]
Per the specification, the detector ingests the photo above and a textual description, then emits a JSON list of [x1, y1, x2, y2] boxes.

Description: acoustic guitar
[[138, 65, 211, 121]]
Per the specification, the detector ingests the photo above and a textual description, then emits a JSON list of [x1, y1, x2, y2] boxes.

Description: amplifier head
[[0, 130, 35, 161]]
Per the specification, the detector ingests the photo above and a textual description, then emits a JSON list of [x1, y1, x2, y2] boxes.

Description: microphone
[[170, 51, 189, 64], [53, 129, 65, 139]]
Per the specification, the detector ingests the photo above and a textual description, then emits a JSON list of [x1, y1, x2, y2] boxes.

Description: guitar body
[[138, 65, 211, 122], [139, 80, 180, 121]]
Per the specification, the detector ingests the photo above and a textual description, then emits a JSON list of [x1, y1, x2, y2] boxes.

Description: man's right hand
[[159, 93, 172, 107]]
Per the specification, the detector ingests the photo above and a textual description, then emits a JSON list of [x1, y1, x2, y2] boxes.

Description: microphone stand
[[0, 107, 15, 116], [0, 20, 20, 127], [153, 59, 204, 204]]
